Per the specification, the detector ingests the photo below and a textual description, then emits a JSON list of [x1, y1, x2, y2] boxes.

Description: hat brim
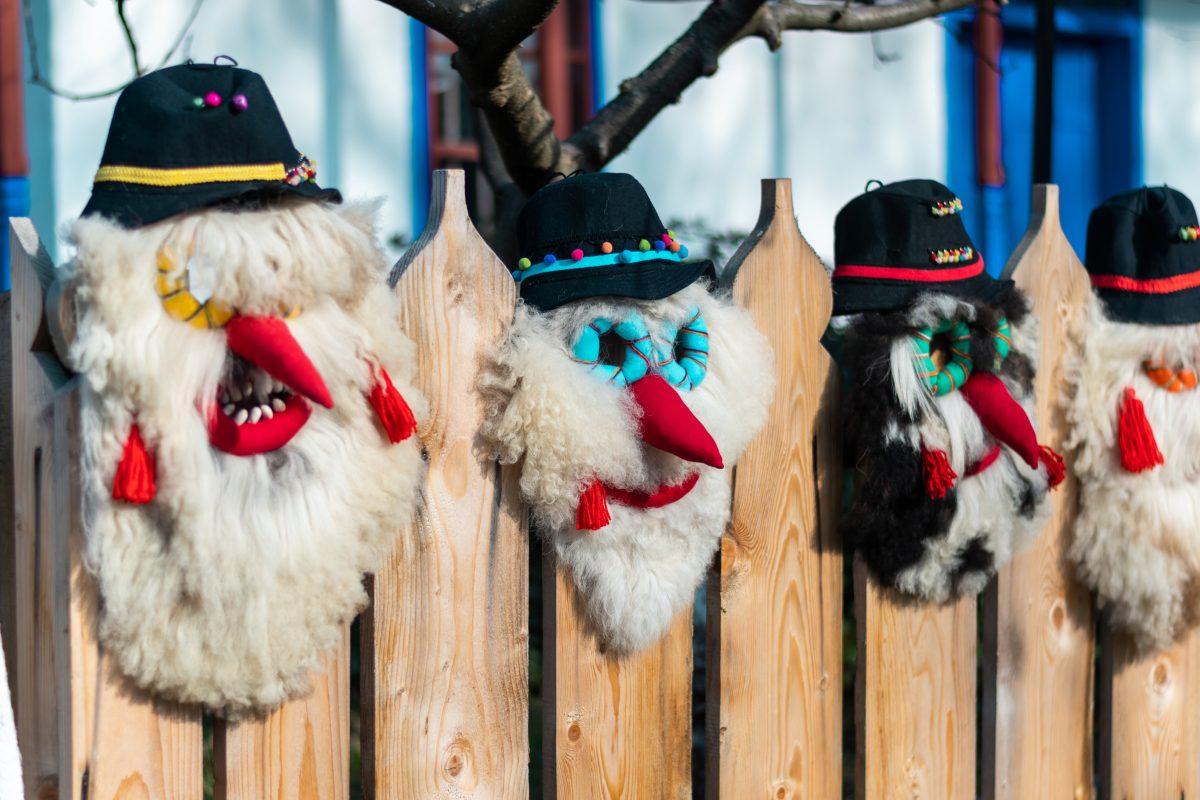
[[81, 179, 342, 228], [519, 258, 713, 312], [832, 270, 1013, 316], [1094, 286, 1200, 325]]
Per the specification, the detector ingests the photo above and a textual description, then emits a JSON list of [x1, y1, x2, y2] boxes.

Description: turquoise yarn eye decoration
[[911, 316, 1011, 396], [571, 315, 653, 386], [654, 308, 710, 391]]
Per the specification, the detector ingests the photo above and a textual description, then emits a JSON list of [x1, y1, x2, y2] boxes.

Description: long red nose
[[225, 315, 333, 409], [959, 371, 1038, 468], [628, 374, 723, 468]]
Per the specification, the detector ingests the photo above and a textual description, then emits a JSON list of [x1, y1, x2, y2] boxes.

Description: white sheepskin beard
[[481, 283, 773, 652], [888, 293, 1052, 601], [1067, 296, 1200, 653], [67, 201, 424, 716]]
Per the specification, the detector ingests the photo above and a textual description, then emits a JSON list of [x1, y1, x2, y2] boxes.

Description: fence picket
[[710, 178, 842, 799], [363, 169, 529, 798], [214, 628, 350, 800], [983, 184, 1095, 800]]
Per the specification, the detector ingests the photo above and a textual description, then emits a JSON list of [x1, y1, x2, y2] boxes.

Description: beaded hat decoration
[[512, 172, 713, 312], [82, 61, 340, 228], [831, 178, 1011, 315], [1086, 187, 1200, 325]]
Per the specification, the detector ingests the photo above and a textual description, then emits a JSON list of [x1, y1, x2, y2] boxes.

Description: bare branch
[[25, 0, 205, 101], [740, 0, 976, 45], [376, 0, 558, 65]]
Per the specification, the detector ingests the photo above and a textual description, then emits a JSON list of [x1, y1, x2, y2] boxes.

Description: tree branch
[[740, 0, 976, 48]]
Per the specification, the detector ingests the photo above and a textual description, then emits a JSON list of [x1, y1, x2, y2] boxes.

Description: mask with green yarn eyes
[[910, 316, 1012, 396]]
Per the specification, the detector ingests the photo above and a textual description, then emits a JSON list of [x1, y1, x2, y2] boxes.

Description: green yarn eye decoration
[[911, 316, 1012, 396]]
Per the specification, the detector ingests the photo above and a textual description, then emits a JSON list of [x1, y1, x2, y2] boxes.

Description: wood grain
[[544, 559, 693, 800], [708, 178, 842, 799], [855, 560, 977, 800], [1100, 627, 1200, 800], [215, 629, 350, 800], [363, 169, 529, 798], [983, 184, 1095, 800]]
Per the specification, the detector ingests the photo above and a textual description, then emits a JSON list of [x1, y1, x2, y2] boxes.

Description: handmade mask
[[833, 180, 1062, 600], [480, 173, 773, 652], [68, 65, 424, 716], [1067, 186, 1200, 653]]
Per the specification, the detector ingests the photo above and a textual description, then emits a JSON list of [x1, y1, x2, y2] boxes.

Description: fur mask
[[480, 282, 773, 652], [1066, 296, 1200, 652], [840, 289, 1062, 600], [67, 199, 425, 716]]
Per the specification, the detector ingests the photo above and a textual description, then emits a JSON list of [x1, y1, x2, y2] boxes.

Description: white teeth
[[250, 407, 262, 423], [222, 404, 235, 416], [272, 398, 286, 412], [230, 387, 243, 402], [260, 404, 274, 420], [234, 408, 248, 425]]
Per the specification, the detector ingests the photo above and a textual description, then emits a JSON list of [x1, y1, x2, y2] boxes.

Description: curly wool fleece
[[840, 290, 1054, 601], [1066, 296, 1200, 653], [67, 200, 425, 717], [480, 283, 773, 653]]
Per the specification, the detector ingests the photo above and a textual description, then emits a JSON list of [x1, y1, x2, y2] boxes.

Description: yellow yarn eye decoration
[[156, 245, 234, 329]]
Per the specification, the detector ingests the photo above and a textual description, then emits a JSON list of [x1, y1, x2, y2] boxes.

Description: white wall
[[602, 1, 947, 265], [1143, 0, 1200, 202], [25, 0, 413, 261]]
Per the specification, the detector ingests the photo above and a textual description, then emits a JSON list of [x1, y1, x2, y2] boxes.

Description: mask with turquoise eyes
[[570, 308, 710, 391]]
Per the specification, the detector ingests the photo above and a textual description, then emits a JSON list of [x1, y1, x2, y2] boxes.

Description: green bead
[[518, 257, 532, 270], [192, 96, 205, 108], [639, 239, 651, 252], [667, 229, 675, 239]]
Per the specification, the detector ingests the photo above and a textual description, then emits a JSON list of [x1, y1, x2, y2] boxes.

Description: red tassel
[[1118, 387, 1164, 473], [368, 366, 417, 444], [922, 448, 957, 500], [113, 424, 156, 505], [1039, 444, 1066, 489], [575, 480, 611, 531]]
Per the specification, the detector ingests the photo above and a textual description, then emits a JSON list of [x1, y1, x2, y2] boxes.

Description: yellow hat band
[[93, 162, 287, 188]]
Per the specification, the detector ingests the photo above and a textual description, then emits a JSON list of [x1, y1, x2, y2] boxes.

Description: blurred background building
[[7, 0, 1200, 279]]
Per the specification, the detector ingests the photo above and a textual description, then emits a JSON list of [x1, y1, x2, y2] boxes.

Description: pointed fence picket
[[5, 172, 1200, 799]]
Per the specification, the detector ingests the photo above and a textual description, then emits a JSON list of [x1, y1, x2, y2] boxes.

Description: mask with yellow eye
[[156, 241, 301, 329]]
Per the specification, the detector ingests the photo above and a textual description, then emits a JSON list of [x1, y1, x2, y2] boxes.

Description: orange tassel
[[1118, 387, 1164, 473], [921, 448, 957, 500], [575, 480, 611, 531], [368, 367, 417, 444], [113, 424, 156, 504], [1039, 444, 1066, 489]]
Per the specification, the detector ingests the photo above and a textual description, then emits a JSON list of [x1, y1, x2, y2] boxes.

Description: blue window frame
[[945, 2, 1142, 275]]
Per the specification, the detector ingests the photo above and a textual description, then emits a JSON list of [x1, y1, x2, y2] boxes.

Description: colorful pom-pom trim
[[639, 239, 651, 252], [518, 257, 532, 270], [1143, 361, 1199, 393], [601, 242, 613, 254], [653, 308, 709, 391], [204, 91, 223, 108], [571, 315, 654, 387], [571, 248, 585, 261], [283, 155, 317, 186], [515, 230, 691, 275], [930, 246, 974, 265], [1179, 226, 1200, 242], [931, 197, 964, 217]]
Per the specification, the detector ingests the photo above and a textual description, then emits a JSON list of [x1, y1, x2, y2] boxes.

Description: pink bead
[[231, 93, 248, 112], [661, 233, 672, 243], [571, 248, 584, 261], [204, 91, 222, 108]]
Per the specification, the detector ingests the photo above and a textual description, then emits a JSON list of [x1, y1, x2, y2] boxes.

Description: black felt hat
[[82, 63, 340, 228], [1086, 186, 1200, 325], [831, 179, 1011, 315], [512, 172, 712, 312]]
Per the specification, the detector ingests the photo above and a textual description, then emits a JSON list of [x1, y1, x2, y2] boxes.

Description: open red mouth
[[207, 315, 333, 457]]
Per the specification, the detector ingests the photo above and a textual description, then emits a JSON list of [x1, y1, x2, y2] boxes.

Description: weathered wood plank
[[544, 561, 693, 800], [709, 178, 842, 799], [983, 184, 1095, 800], [363, 169, 529, 798], [11, 217, 68, 800], [214, 629, 350, 800], [855, 562, 976, 800], [1099, 628, 1200, 800]]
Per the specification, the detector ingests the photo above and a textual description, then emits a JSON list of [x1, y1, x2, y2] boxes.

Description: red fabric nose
[[959, 372, 1039, 468], [628, 374, 723, 468], [226, 315, 333, 409]]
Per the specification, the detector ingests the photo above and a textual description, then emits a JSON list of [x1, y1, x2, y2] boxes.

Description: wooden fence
[[3, 171, 1199, 799]]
